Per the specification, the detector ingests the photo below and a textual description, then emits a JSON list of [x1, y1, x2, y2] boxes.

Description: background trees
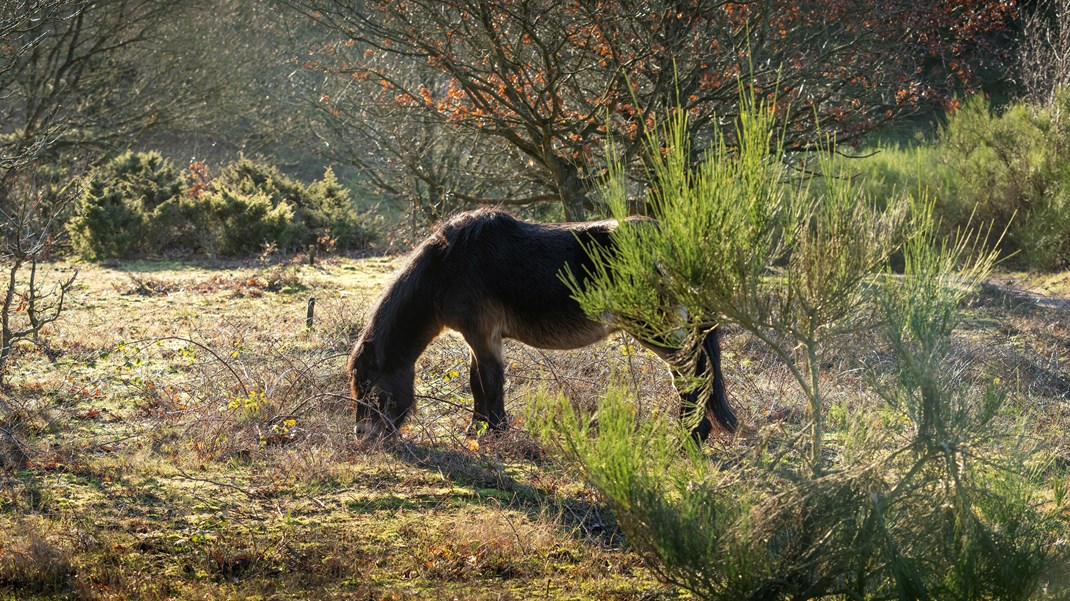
[[4, 1, 1021, 223], [0, 0, 221, 381], [292, 0, 1017, 218], [0, 0, 218, 172]]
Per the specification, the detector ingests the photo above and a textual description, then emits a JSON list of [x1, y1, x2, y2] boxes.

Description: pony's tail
[[701, 327, 737, 433]]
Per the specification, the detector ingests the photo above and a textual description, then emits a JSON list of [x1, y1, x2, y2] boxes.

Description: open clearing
[[1, 257, 1068, 600]]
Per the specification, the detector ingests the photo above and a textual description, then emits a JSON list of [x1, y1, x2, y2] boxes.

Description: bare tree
[[0, 0, 69, 172], [0, 172, 76, 386], [301, 53, 557, 226], [289, 0, 1017, 219], [1019, 0, 1070, 106], [1, 0, 216, 168]]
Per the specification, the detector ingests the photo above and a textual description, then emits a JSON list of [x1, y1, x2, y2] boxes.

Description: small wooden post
[[306, 297, 316, 330]]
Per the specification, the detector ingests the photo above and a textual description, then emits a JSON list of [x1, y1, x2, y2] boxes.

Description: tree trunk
[[548, 155, 588, 221]]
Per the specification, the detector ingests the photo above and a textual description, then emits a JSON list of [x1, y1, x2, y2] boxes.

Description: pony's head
[[348, 340, 415, 437]]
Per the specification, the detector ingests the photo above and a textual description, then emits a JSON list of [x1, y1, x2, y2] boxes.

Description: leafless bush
[[0, 175, 77, 387]]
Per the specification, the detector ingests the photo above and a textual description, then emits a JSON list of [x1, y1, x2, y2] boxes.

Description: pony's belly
[[504, 318, 613, 350]]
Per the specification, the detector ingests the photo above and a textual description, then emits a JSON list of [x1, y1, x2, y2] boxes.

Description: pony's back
[[429, 210, 618, 349]]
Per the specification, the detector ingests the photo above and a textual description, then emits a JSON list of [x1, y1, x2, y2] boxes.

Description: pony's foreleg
[[469, 355, 490, 428], [466, 336, 508, 432]]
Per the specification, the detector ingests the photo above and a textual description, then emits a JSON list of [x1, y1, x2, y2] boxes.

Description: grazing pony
[[348, 209, 737, 442]]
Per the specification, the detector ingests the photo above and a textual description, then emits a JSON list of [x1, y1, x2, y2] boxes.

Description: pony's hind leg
[[687, 326, 736, 441], [639, 326, 737, 443], [468, 354, 490, 431], [465, 333, 508, 432]]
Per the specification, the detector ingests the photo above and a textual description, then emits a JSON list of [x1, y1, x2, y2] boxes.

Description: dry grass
[[0, 257, 683, 599], [0, 256, 1066, 599], [0, 518, 73, 596]]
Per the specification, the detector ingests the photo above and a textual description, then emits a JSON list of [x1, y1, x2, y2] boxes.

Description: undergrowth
[[843, 90, 1070, 271]]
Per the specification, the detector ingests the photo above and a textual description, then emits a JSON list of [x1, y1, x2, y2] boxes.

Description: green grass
[[1, 256, 1068, 599]]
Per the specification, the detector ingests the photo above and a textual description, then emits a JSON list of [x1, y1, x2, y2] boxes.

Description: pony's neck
[[365, 279, 442, 372]]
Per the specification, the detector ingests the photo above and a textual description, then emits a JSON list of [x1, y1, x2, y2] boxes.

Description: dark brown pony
[[348, 209, 737, 443]]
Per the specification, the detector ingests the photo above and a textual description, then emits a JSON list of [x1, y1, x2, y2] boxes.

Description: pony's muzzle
[[354, 418, 378, 436], [354, 415, 399, 442], [353, 392, 400, 440]]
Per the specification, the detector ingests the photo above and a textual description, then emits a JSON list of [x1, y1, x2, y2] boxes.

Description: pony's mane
[[359, 209, 515, 366], [437, 208, 518, 259]]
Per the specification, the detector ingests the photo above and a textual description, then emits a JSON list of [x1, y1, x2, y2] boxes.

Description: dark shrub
[[214, 158, 378, 252], [303, 167, 380, 251], [200, 187, 295, 256], [67, 151, 183, 259], [68, 153, 379, 259]]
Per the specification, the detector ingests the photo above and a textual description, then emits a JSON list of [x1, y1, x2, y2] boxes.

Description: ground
[[0, 256, 1068, 600], [0, 257, 685, 600]]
